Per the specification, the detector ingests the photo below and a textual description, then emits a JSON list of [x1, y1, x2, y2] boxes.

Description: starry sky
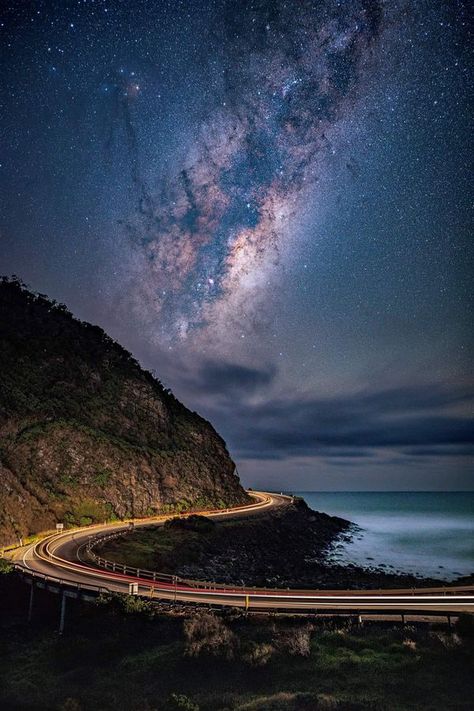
[[1, 0, 473, 491]]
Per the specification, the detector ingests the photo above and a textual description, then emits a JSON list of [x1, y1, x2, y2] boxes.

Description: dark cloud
[[196, 359, 276, 396], [401, 445, 474, 458], [160, 355, 277, 398], [199, 382, 474, 461]]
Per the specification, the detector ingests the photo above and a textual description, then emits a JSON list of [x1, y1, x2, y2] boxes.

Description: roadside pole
[[27, 584, 34, 623], [59, 591, 67, 635]]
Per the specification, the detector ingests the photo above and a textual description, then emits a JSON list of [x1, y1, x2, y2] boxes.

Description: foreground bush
[[168, 693, 200, 711], [183, 611, 237, 659], [242, 641, 276, 666], [274, 623, 313, 656], [456, 613, 474, 640]]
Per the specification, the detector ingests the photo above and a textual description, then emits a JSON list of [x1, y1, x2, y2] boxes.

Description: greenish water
[[296, 492, 474, 580]]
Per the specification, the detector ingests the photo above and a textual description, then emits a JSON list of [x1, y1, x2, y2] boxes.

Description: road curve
[[14, 491, 474, 615]]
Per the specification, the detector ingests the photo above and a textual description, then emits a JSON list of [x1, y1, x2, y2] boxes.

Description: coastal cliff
[[0, 278, 248, 545]]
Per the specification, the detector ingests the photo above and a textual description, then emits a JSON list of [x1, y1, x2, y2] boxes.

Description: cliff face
[[0, 278, 248, 545]]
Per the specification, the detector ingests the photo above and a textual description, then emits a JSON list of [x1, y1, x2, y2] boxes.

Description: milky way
[[3, 0, 471, 489], [125, 0, 385, 341]]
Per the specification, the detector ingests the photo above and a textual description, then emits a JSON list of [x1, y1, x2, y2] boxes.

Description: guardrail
[[82, 491, 279, 592], [84, 529, 247, 591], [15, 563, 468, 627], [82, 524, 471, 597], [14, 563, 109, 597], [86, 529, 180, 584]]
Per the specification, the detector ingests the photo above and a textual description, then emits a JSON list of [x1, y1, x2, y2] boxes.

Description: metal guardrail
[[83, 526, 474, 597], [14, 563, 109, 596], [85, 529, 231, 590], [15, 564, 467, 622], [82, 492, 279, 592], [84, 533, 473, 599]]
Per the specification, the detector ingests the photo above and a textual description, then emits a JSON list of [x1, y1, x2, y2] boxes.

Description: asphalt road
[[14, 491, 474, 615]]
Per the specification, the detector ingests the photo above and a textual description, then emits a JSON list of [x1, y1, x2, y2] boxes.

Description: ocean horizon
[[294, 491, 474, 581]]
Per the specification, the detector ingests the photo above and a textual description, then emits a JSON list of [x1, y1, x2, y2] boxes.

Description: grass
[[0, 278, 247, 548], [96, 517, 219, 572], [1, 579, 473, 711], [97, 514, 273, 576]]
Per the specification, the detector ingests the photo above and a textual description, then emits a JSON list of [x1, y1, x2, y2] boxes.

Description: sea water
[[295, 492, 474, 580]]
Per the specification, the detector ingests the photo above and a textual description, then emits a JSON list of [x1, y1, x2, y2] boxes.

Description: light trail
[[13, 492, 474, 615]]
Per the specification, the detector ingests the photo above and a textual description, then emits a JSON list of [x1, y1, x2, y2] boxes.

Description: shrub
[[0, 558, 13, 574], [59, 473, 77, 489], [430, 631, 462, 649], [317, 695, 339, 711], [456, 613, 474, 640], [183, 612, 237, 659], [166, 515, 215, 534], [64, 499, 109, 527], [242, 642, 275, 666], [274, 624, 312, 656], [93, 468, 111, 487], [168, 693, 200, 711], [58, 699, 82, 711], [94, 591, 155, 618]]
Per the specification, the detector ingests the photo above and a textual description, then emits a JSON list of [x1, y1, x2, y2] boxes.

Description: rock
[[110, 499, 446, 590], [0, 278, 248, 545]]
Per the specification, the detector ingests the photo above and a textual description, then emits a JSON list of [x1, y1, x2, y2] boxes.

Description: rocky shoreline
[[99, 497, 459, 589]]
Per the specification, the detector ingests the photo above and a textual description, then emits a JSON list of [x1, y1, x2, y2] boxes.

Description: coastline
[[96, 497, 469, 590], [295, 491, 474, 583]]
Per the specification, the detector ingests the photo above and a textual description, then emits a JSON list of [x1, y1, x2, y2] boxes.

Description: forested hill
[[0, 277, 247, 546]]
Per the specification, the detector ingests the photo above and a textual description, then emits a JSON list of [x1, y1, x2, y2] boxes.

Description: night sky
[[1, 1, 472, 490]]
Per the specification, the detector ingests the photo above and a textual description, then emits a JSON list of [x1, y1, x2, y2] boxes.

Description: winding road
[[13, 491, 474, 615]]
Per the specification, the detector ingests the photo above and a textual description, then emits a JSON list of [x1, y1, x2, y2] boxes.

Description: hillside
[[0, 277, 248, 546]]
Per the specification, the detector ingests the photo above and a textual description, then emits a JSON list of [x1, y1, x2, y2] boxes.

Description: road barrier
[[85, 531, 244, 591], [15, 491, 472, 619], [81, 490, 282, 592], [15, 564, 109, 598], [86, 529, 181, 584]]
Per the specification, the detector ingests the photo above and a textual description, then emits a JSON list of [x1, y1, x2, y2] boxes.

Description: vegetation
[[0, 578, 473, 711], [184, 612, 238, 659], [95, 516, 220, 572], [0, 558, 13, 574], [168, 694, 200, 711], [96, 502, 446, 591], [0, 277, 247, 545], [166, 515, 216, 533]]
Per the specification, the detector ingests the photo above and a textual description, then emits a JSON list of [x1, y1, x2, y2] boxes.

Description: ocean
[[295, 491, 474, 581]]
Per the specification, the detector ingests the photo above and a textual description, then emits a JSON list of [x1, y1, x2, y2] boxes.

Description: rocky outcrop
[[0, 278, 248, 545], [100, 498, 444, 590]]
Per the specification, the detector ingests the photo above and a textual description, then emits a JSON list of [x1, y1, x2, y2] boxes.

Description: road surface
[[14, 491, 474, 615]]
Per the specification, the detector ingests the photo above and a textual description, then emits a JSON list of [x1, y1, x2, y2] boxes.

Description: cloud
[[195, 359, 277, 396], [199, 381, 474, 462], [400, 445, 474, 458]]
